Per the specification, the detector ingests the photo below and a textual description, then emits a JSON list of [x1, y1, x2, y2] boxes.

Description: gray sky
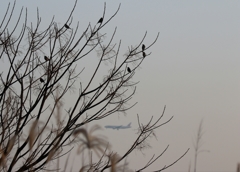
[[1, 0, 240, 171]]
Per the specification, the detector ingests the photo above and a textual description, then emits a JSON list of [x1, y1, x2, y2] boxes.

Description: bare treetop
[[0, 1, 188, 171]]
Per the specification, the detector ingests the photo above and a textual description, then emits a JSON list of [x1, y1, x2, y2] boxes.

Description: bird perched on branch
[[97, 17, 103, 24], [127, 67, 131, 73], [40, 78, 44, 83], [142, 52, 146, 58], [64, 24, 70, 29], [44, 56, 50, 61], [142, 44, 145, 51]]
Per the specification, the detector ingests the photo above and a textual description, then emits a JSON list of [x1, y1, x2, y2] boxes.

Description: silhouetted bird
[[64, 24, 70, 29], [97, 17, 103, 24], [142, 44, 145, 51], [40, 78, 44, 83], [127, 67, 131, 73], [142, 52, 146, 58], [44, 56, 50, 61]]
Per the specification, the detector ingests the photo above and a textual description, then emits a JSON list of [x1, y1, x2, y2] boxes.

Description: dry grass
[[73, 124, 109, 158]]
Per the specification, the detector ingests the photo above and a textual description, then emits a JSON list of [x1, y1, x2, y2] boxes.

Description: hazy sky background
[[1, 0, 240, 171]]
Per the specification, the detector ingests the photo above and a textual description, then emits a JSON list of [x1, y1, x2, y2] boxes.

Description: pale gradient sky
[[1, 1, 240, 171]]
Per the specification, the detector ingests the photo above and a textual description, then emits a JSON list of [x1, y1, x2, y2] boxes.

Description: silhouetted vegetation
[[0, 1, 189, 171]]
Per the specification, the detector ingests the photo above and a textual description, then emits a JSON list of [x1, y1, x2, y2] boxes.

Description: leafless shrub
[[0, 1, 189, 171]]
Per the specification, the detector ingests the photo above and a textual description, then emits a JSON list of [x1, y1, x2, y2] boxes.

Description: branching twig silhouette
[[0, 1, 189, 171]]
